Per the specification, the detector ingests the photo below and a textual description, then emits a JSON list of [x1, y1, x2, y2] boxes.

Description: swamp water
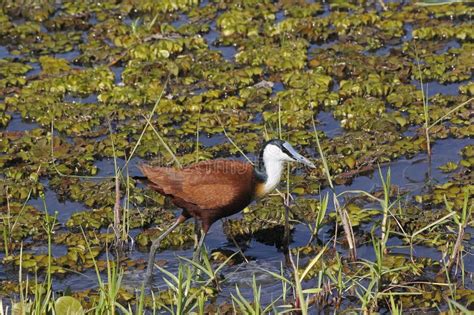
[[0, 0, 473, 313]]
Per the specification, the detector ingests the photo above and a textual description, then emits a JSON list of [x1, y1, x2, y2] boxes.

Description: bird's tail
[[132, 175, 150, 184], [134, 164, 156, 183]]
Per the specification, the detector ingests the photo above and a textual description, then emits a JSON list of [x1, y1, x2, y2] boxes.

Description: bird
[[139, 139, 316, 282]]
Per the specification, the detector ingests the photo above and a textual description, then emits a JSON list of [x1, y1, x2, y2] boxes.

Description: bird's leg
[[192, 228, 206, 263], [193, 217, 202, 250], [144, 216, 185, 284], [283, 201, 290, 255]]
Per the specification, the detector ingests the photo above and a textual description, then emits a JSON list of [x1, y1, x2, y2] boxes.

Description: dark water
[[5, 113, 40, 131], [27, 179, 85, 224], [64, 93, 98, 104], [55, 50, 81, 62], [0, 46, 10, 59], [411, 79, 463, 98], [316, 111, 343, 138], [111, 66, 124, 84], [203, 21, 237, 61], [26, 62, 41, 77]]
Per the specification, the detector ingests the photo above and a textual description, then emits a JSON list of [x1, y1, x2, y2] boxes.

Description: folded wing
[[139, 160, 254, 210]]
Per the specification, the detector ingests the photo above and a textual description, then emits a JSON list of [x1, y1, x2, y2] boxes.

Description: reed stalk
[[311, 116, 356, 260]]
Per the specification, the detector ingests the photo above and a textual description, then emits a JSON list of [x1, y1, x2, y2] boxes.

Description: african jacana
[[139, 139, 315, 282]]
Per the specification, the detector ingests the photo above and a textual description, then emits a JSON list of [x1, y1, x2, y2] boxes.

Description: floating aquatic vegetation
[[459, 82, 474, 96], [271, 15, 333, 42], [413, 23, 474, 42], [334, 97, 386, 131], [236, 38, 309, 71], [67, 206, 167, 230], [136, 222, 194, 249], [417, 181, 472, 210], [0, 178, 43, 203], [410, 43, 474, 83], [0, 104, 10, 126], [0, 203, 45, 247], [438, 161, 458, 173], [460, 145, 474, 168], [1, 0, 55, 22], [0, 60, 31, 88], [329, 203, 380, 227], [0, 0, 473, 312]]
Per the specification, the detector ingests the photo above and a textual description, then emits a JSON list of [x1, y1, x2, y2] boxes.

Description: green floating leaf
[[438, 161, 458, 173], [54, 296, 84, 315]]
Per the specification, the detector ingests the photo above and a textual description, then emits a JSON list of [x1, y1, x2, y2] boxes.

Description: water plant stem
[[124, 77, 170, 170], [311, 116, 356, 260], [108, 119, 123, 245]]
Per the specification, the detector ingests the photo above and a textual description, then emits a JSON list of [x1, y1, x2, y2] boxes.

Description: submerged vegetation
[[0, 0, 473, 313]]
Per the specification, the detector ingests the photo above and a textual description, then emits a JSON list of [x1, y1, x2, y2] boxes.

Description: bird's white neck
[[261, 157, 285, 195], [255, 142, 295, 197]]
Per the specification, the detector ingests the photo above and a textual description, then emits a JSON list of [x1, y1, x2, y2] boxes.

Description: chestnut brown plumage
[[140, 139, 316, 282], [140, 160, 258, 233]]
